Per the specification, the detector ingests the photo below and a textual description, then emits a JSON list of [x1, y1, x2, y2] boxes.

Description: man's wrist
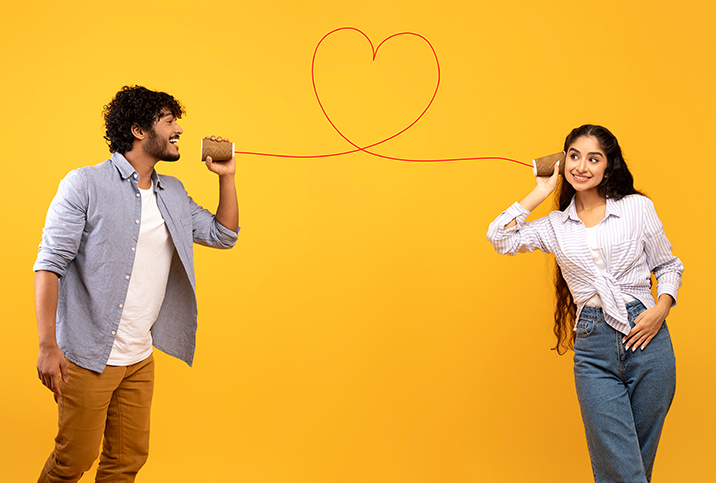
[[38, 340, 59, 350]]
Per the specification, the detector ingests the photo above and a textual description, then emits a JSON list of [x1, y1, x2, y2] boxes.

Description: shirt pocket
[[608, 239, 639, 273]]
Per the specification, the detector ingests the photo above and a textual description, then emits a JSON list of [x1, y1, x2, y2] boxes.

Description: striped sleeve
[[486, 202, 554, 256], [641, 198, 683, 305]]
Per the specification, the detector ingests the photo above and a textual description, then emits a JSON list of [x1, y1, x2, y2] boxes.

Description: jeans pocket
[[626, 300, 647, 327], [575, 318, 596, 338]]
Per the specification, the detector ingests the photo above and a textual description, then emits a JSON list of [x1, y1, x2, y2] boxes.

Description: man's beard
[[145, 128, 180, 162]]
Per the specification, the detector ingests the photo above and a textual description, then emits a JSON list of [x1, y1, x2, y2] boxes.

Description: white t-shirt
[[107, 181, 174, 366], [585, 224, 634, 307]]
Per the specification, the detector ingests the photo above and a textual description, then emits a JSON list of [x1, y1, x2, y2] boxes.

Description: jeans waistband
[[580, 299, 645, 319]]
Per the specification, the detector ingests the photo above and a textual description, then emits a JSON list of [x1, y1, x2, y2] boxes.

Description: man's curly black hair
[[103, 85, 185, 154]]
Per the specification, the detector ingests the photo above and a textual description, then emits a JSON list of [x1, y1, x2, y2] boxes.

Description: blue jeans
[[574, 300, 676, 483]]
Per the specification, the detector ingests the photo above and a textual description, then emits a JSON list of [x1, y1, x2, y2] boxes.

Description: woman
[[486, 125, 683, 482]]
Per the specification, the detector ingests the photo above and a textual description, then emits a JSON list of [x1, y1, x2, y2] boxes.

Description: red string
[[235, 27, 532, 168]]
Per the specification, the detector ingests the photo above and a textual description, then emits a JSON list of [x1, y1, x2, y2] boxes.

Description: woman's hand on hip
[[623, 295, 673, 351]]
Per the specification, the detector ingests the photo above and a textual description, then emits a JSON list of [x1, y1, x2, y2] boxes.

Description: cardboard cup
[[201, 138, 235, 161], [532, 151, 565, 176]]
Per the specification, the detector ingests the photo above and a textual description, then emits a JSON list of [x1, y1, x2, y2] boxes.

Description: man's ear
[[131, 123, 146, 140]]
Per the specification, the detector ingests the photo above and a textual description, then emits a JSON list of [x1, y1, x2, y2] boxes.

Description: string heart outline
[[235, 26, 530, 167], [310, 27, 440, 160]]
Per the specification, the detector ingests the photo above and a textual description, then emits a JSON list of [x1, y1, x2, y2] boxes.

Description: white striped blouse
[[486, 194, 683, 335]]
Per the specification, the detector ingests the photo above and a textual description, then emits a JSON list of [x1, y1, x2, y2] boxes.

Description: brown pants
[[38, 354, 155, 483]]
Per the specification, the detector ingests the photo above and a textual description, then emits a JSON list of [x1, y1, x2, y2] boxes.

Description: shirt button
[[125, 275, 130, 280], [131, 247, 136, 251], [135, 220, 140, 224], [112, 331, 116, 335], [136, 193, 141, 198], [134, 174, 138, 179], [119, 304, 123, 308]]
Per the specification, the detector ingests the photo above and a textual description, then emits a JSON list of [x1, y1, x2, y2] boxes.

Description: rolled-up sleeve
[[188, 195, 239, 249], [642, 199, 683, 305], [486, 202, 551, 256], [33, 170, 88, 277]]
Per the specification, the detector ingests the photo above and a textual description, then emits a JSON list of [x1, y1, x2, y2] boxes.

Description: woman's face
[[564, 135, 608, 195]]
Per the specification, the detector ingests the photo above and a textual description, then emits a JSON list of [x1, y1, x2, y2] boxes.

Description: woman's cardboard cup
[[532, 151, 566, 176]]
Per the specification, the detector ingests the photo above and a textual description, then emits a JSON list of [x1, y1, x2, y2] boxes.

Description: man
[[33, 85, 239, 482]]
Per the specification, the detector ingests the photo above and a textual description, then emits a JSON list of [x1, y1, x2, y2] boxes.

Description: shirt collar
[[110, 152, 164, 190], [605, 197, 622, 218], [559, 196, 580, 224], [559, 194, 622, 223]]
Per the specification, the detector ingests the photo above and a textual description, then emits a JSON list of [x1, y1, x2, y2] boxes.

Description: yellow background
[[1, 0, 714, 481]]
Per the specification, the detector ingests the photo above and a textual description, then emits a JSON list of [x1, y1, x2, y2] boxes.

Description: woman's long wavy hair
[[552, 125, 643, 354]]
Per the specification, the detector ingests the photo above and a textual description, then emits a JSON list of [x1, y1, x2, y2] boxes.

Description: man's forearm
[[35, 270, 60, 348], [215, 174, 239, 232]]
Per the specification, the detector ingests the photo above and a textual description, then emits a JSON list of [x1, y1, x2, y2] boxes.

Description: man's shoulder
[[63, 159, 115, 179], [156, 173, 187, 192], [56, 159, 110, 188], [156, 172, 182, 184]]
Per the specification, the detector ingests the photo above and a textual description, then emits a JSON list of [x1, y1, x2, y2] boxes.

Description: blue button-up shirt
[[487, 194, 683, 335], [34, 152, 239, 372]]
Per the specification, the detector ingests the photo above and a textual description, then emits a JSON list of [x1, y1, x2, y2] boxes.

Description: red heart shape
[[311, 27, 441, 159], [236, 27, 529, 167]]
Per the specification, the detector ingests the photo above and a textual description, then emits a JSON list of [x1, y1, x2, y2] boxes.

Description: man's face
[[144, 109, 183, 161]]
